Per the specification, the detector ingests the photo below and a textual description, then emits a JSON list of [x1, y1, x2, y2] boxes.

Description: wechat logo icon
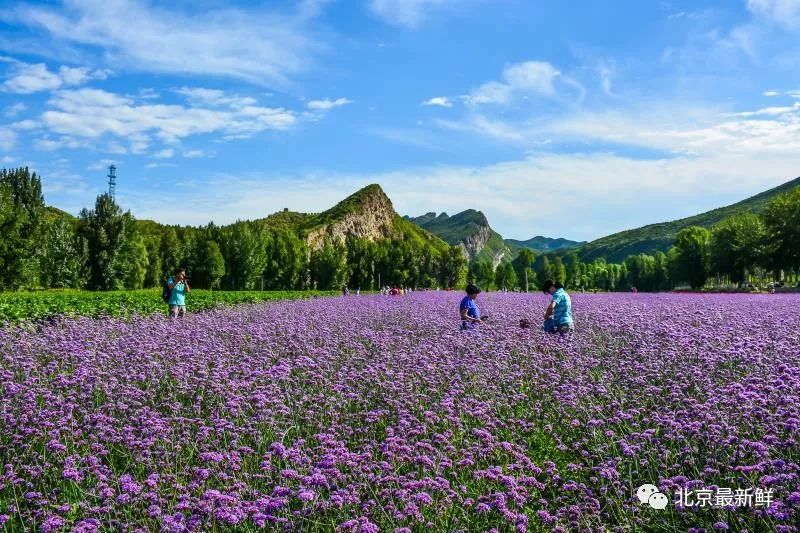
[[637, 484, 669, 510]]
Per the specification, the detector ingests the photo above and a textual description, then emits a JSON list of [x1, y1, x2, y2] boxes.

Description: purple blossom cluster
[[1, 293, 799, 531]]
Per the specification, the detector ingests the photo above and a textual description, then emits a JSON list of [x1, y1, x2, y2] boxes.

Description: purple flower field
[[1, 292, 799, 532]]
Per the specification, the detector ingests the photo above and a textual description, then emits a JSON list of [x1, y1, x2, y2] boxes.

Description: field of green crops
[[0, 289, 336, 322]]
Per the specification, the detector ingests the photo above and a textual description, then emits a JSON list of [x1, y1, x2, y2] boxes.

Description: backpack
[[161, 280, 172, 304]]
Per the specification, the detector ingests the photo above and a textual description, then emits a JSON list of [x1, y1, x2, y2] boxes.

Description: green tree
[[624, 254, 656, 291], [438, 246, 468, 289], [143, 236, 162, 288], [563, 252, 580, 288], [0, 167, 45, 288], [78, 194, 133, 291], [39, 217, 87, 288], [535, 256, 550, 286], [468, 259, 495, 290], [310, 239, 347, 289], [653, 251, 671, 291], [764, 188, 800, 273], [670, 226, 711, 290], [264, 229, 308, 289], [221, 223, 268, 290], [545, 256, 567, 285], [710, 213, 766, 284], [494, 262, 518, 290], [192, 240, 226, 289], [345, 236, 375, 290], [119, 226, 149, 289], [512, 249, 536, 291], [159, 227, 181, 276]]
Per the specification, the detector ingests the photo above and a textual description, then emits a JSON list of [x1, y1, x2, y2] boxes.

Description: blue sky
[[1, 0, 800, 241]]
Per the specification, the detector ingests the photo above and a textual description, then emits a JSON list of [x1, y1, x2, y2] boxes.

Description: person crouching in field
[[460, 284, 487, 330], [542, 280, 573, 334], [166, 268, 191, 318]]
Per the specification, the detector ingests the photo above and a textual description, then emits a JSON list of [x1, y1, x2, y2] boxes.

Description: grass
[[0, 289, 336, 322]]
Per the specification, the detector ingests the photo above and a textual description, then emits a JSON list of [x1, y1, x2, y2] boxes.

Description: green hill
[[405, 210, 512, 264], [580, 176, 800, 263], [505, 236, 585, 255], [47, 184, 450, 254], [269, 184, 450, 252]]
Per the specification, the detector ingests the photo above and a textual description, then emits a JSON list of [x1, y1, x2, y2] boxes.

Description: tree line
[[0, 167, 469, 292], [2, 166, 799, 293], [467, 188, 800, 292]]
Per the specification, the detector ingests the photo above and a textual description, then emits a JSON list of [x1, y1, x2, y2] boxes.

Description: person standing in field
[[542, 280, 573, 334], [460, 284, 486, 330], [166, 267, 191, 318]]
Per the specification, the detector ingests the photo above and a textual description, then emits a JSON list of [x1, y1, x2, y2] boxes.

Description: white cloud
[[1, 61, 104, 93], [422, 96, 452, 107], [175, 87, 257, 109], [367, 125, 446, 150], [182, 150, 205, 158], [153, 148, 174, 159], [597, 63, 614, 96], [0, 129, 16, 150], [465, 61, 579, 105], [307, 97, 353, 111], [39, 168, 88, 195], [1, 156, 15, 163], [145, 162, 176, 169], [435, 115, 527, 141], [28, 87, 297, 153], [106, 141, 128, 155], [368, 0, 460, 28], [747, 0, 800, 29], [34, 137, 65, 151], [3, 62, 61, 93], [727, 102, 800, 117], [58, 65, 92, 85], [2, 0, 323, 87], [88, 158, 116, 170], [4, 102, 26, 117], [11, 119, 39, 130], [549, 102, 800, 156], [126, 145, 800, 240], [139, 88, 160, 100], [763, 90, 781, 96]]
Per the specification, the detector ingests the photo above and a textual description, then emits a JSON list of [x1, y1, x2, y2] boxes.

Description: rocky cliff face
[[406, 209, 510, 264], [460, 223, 492, 260], [306, 185, 398, 250]]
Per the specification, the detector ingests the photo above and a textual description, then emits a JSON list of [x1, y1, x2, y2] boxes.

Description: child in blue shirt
[[459, 284, 485, 330]]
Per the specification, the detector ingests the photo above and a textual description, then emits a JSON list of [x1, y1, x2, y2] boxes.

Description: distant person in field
[[542, 280, 573, 334], [166, 267, 191, 318], [460, 284, 488, 330]]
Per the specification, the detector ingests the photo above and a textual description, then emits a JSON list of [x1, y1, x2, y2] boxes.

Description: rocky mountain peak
[[306, 184, 398, 250]]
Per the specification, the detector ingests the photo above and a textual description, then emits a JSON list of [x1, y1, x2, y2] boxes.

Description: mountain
[[505, 236, 585, 255], [405, 210, 511, 266], [54, 184, 449, 254], [259, 184, 448, 252], [580, 176, 800, 263]]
